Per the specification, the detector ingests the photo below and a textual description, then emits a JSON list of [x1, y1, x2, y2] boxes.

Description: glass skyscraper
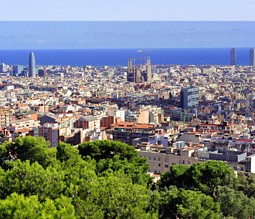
[[28, 52, 36, 77]]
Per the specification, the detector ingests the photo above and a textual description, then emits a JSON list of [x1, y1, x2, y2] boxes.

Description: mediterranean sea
[[0, 48, 251, 67]]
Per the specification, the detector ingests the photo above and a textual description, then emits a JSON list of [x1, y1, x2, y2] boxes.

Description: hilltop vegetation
[[0, 136, 254, 218]]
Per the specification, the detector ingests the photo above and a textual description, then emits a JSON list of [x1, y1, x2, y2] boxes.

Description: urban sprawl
[[1, 48, 255, 179]]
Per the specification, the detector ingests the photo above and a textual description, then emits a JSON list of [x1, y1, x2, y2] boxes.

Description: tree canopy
[[0, 136, 254, 218]]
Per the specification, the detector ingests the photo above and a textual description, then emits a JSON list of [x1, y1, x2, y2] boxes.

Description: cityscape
[[0, 48, 255, 174], [1, 1, 255, 216]]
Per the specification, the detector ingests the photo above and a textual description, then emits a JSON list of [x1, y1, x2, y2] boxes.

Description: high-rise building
[[13, 65, 24, 76], [38, 68, 47, 77], [250, 48, 255, 66], [230, 48, 236, 66], [146, 58, 152, 83], [28, 52, 36, 77], [180, 86, 199, 109], [0, 63, 7, 73]]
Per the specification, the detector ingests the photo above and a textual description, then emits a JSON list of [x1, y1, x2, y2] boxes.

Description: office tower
[[250, 48, 255, 66], [28, 52, 36, 77], [38, 68, 47, 77], [0, 63, 7, 73], [146, 58, 152, 83], [230, 48, 236, 66], [13, 65, 24, 76], [180, 86, 199, 109]]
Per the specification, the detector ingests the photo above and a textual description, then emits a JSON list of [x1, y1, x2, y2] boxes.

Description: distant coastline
[[0, 48, 251, 66]]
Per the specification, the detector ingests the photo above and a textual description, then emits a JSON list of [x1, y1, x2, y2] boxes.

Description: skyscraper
[[180, 86, 199, 109], [230, 48, 236, 66], [250, 48, 255, 66], [28, 52, 36, 77]]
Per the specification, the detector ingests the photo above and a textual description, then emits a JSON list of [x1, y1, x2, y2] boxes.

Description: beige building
[[138, 144, 198, 174]]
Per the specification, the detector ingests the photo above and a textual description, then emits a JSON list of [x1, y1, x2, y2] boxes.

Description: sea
[[0, 48, 251, 67]]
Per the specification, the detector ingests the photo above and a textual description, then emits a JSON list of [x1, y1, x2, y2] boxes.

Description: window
[[158, 163, 161, 167], [158, 157, 160, 161], [154, 157, 157, 161], [165, 164, 169, 168]]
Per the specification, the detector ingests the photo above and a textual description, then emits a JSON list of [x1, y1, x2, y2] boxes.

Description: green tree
[[75, 171, 156, 219], [235, 172, 255, 197], [189, 161, 235, 197], [158, 164, 190, 190], [158, 187, 220, 219], [0, 193, 75, 219], [56, 142, 81, 163], [0, 160, 65, 200], [78, 140, 150, 185], [158, 161, 235, 197], [0, 136, 56, 168], [216, 186, 255, 219]]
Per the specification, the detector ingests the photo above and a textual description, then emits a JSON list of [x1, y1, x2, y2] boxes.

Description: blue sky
[[1, 0, 255, 21]]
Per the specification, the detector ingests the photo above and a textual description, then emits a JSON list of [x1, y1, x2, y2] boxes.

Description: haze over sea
[[0, 48, 251, 66], [0, 21, 255, 66]]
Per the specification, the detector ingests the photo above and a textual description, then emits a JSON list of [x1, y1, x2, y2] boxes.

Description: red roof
[[236, 139, 252, 143]]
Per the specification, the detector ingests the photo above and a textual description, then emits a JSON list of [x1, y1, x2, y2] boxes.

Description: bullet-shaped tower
[[29, 52, 36, 77]]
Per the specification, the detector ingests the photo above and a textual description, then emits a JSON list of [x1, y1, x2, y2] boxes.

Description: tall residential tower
[[230, 48, 236, 66], [250, 48, 255, 66], [29, 52, 36, 77]]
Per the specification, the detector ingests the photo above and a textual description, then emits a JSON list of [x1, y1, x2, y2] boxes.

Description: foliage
[[235, 172, 255, 197], [216, 186, 255, 219], [0, 136, 56, 168], [0, 137, 255, 218], [188, 161, 235, 196], [159, 161, 235, 197], [158, 186, 220, 219], [78, 140, 150, 185], [158, 164, 190, 190], [0, 193, 75, 219]]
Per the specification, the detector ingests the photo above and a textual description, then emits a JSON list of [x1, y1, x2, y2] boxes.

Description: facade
[[0, 63, 7, 73], [250, 48, 255, 66], [0, 109, 13, 128], [13, 65, 24, 76], [38, 68, 47, 77], [180, 86, 199, 109], [112, 121, 155, 145], [74, 116, 100, 131], [28, 52, 36, 77], [38, 123, 59, 147], [230, 48, 236, 66]]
